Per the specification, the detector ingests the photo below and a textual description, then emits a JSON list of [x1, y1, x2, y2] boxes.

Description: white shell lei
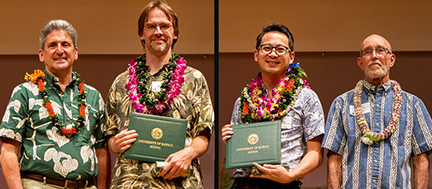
[[353, 80, 402, 145]]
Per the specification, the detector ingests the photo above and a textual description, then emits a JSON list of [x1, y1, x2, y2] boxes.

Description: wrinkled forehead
[[361, 35, 392, 51]]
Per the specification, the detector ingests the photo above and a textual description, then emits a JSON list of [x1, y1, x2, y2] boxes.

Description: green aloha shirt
[[0, 70, 106, 180], [105, 64, 214, 189]]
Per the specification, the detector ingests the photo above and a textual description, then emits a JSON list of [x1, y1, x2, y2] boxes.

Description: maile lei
[[240, 62, 309, 123], [125, 52, 186, 114], [24, 69, 86, 137], [354, 80, 402, 145]]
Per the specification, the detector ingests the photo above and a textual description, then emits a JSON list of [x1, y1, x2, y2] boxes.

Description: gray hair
[[39, 19, 77, 50]]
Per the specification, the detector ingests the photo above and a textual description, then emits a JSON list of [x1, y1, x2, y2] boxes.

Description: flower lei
[[24, 69, 87, 137], [353, 80, 402, 145], [239, 62, 309, 123], [125, 52, 186, 114]]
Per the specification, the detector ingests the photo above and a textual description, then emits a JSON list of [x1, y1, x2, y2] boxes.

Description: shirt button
[[374, 180, 376, 182], [374, 160, 377, 163], [60, 92, 64, 95], [67, 118, 70, 121], [377, 104, 379, 107], [66, 104, 69, 107], [376, 123, 379, 126]]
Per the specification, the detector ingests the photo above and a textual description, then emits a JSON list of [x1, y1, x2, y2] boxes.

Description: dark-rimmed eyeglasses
[[360, 47, 392, 57], [258, 44, 291, 56], [144, 23, 172, 32]]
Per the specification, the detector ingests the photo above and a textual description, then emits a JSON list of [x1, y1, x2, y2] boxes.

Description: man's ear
[[74, 47, 79, 61], [357, 57, 365, 70], [389, 54, 396, 68], [38, 49, 44, 63], [289, 51, 295, 64]]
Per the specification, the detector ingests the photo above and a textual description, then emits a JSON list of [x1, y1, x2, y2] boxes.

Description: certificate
[[124, 112, 188, 162], [225, 120, 281, 169]]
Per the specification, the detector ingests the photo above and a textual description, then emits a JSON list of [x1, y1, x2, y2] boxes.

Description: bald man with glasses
[[323, 34, 432, 188]]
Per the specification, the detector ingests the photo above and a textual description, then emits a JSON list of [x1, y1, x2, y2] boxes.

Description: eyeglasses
[[144, 23, 172, 32], [360, 47, 392, 57], [258, 44, 291, 56]]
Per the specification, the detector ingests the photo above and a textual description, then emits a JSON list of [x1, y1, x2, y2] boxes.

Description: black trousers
[[231, 177, 302, 189]]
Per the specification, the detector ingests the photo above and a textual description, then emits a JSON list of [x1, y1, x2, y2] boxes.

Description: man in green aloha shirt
[[221, 24, 325, 189], [104, 1, 214, 188], [0, 20, 110, 188]]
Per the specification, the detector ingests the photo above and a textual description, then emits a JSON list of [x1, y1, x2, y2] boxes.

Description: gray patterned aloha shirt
[[322, 80, 432, 189], [105, 64, 214, 189], [0, 70, 105, 180], [230, 86, 325, 183]]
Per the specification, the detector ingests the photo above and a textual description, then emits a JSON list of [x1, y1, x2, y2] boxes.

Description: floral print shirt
[[105, 64, 214, 189], [0, 70, 105, 180], [230, 87, 325, 182]]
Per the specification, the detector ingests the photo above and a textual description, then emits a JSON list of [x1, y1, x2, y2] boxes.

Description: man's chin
[[150, 43, 168, 52]]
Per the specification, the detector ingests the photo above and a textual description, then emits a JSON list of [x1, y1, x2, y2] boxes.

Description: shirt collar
[[43, 70, 78, 87], [363, 79, 392, 92]]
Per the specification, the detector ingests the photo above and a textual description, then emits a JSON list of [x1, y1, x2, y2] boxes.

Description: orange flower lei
[[25, 69, 87, 137]]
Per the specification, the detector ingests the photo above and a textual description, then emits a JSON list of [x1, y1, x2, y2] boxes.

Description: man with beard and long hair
[[104, 1, 214, 188], [323, 34, 432, 188]]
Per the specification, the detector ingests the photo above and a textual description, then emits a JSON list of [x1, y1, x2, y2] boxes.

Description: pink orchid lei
[[240, 62, 309, 123], [354, 80, 402, 145], [125, 53, 186, 114]]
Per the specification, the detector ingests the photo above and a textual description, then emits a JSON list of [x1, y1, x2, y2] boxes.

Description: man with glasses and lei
[[104, 1, 214, 188], [0, 20, 110, 189], [221, 24, 325, 189], [323, 34, 432, 188]]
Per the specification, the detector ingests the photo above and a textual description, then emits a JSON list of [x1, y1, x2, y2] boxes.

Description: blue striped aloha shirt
[[322, 80, 432, 189]]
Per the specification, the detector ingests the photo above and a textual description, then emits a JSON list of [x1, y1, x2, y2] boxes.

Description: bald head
[[360, 34, 393, 53]]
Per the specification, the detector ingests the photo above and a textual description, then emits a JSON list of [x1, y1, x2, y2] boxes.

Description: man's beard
[[365, 61, 389, 80], [150, 42, 168, 52], [150, 36, 169, 52]]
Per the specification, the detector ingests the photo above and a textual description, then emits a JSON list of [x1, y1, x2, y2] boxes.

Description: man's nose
[[154, 26, 164, 35], [56, 44, 64, 54]]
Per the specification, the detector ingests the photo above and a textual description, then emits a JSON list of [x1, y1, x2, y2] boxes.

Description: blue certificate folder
[[124, 112, 188, 162], [225, 120, 281, 169]]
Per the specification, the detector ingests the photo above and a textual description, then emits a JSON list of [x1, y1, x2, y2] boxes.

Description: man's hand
[[221, 124, 233, 144], [250, 162, 292, 183], [160, 147, 195, 180], [108, 130, 138, 154], [159, 129, 210, 180]]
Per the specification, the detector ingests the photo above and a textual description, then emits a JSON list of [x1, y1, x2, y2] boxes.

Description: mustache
[[151, 36, 167, 42], [367, 60, 382, 67]]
